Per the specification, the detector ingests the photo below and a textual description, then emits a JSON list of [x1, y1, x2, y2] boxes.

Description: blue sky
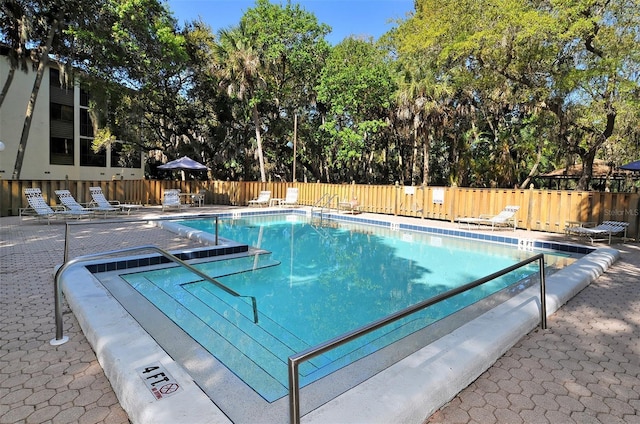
[[165, 0, 415, 44]]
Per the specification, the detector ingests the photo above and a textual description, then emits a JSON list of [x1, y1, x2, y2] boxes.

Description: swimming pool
[[64, 211, 618, 424], [117, 215, 575, 403]]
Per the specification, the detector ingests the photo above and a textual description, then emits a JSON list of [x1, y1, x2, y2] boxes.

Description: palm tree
[[395, 60, 453, 185], [214, 23, 267, 182]]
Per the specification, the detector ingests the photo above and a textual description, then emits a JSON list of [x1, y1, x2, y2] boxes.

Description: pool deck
[[1, 205, 639, 423]]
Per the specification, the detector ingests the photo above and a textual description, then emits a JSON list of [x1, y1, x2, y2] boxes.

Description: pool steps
[[111, 250, 461, 403]]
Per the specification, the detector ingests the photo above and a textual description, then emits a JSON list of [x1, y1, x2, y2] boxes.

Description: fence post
[[394, 182, 398, 216], [526, 184, 533, 231]]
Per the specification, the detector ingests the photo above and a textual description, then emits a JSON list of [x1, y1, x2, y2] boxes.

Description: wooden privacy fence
[[2, 179, 639, 239]]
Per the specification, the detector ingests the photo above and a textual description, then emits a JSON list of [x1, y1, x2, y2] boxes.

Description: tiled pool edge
[[184, 208, 594, 255]]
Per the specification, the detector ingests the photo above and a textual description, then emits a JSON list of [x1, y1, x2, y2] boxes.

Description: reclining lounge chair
[[89, 187, 142, 215], [457, 206, 520, 231], [56, 189, 116, 217], [248, 191, 271, 207], [20, 188, 91, 223], [162, 189, 184, 211], [565, 220, 629, 244], [279, 188, 299, 208], [338, 198, 360, 214]]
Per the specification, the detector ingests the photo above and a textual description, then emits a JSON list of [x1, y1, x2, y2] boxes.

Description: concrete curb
[[61, 266, 230, 424]]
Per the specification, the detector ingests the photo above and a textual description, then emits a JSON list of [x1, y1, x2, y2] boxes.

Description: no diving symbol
[[159, 383, 179, 395], [137, 363, 183, 400]]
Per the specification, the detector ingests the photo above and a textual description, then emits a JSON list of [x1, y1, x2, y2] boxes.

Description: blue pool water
[[120, 215, 574, 402]]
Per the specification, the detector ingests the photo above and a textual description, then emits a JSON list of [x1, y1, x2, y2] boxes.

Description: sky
[[165, 0, 415, 44]]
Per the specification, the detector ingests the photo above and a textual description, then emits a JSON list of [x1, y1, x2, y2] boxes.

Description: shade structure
[[158, 156, 209, 171], [620, 160, 640, 171]]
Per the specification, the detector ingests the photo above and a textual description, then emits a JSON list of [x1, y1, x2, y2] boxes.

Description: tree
[[0, 0, 34, 109], [316, 37, 395, 183], [395, 0, 640, 190], [2, 0, 81, 179], [393, 54, 455, 185], [68, 0, 193, 157], [215, 22, 268, 181], [214, 0, 330, 182]]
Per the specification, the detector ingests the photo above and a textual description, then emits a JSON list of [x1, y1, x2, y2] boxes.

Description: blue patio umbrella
[[158, 156, 209, 181], [157, 156, 209, 171], [620, 160, 640, 171]]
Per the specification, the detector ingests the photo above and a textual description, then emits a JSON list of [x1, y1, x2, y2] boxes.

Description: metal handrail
[[51, 214, 259, 346], [51, 244, 259, 345], [311, 193, 331, 209], [287, 253, 547, 424], [316, 194, 339, 217]]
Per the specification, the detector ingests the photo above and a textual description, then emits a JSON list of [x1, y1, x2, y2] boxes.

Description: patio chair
[[20, 188, 72, 224], [248, 191, 271, 207], [89, 187, 142, 215], [279, 188, 299, 208], [162, 189, 183, 211], [190, 189, 207, 207], [456, 205, 520, 231], [56, 189, 114, 217], [565, 220, 629, 244], [338, 197, 360, 214]]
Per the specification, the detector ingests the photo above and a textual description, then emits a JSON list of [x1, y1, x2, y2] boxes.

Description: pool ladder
[[312, 193, 339, 219]]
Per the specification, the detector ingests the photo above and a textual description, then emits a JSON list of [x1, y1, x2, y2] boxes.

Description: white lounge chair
[[248, 191, 271, 207], [162, 189, 183, 211], [89, 187, 142, 215], [20, 188, 92, 223], [279, 188, 299, 207], [20, 188, 69, 223], [56, 189, 115, 217], [565, 220, 629, 244], [457, 205, 520, 231]]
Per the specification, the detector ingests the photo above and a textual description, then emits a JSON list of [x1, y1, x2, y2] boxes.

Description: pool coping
[[59, 211, 618, 423]]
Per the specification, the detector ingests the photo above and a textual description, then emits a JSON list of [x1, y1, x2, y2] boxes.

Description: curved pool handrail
[[51, 244, 259, 345], [311, 193, 339, 217], [287, 253, 547, 424]]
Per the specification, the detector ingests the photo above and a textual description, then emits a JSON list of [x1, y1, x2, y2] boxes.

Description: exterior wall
[[0, 55, 144, 180]]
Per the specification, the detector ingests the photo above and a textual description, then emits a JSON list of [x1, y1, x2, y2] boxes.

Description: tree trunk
[[12, 11, 61, 180], [0, 67, 16, 109], [519, 141, 543, 189], [411, 126, 418, 185], [576, 110, 616, 191], [577, 151, 596, 191], [423, 132, 431, 186], [251, 103, 266, 182]]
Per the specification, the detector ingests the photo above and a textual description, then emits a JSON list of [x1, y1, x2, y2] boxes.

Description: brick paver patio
[[1, 209, 638, 423]]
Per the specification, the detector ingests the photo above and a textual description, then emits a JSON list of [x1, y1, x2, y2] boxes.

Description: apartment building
[[0, 51, 144, 181]]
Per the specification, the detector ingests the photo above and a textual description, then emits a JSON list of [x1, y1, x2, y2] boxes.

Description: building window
[[80, 87, 90, 107], [80, 108, 94, 137], [50, 68, 61, 87], [51, 103, 74, 122], [50, 137, 74, 165], [80, 138, 106, 167]]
